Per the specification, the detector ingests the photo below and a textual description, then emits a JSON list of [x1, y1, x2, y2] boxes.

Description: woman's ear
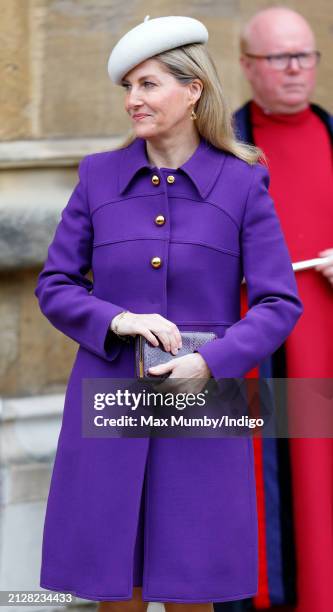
[[188, 79, 203, 106]]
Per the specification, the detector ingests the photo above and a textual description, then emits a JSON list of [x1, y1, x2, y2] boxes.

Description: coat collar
[[118, 135, 227, 199]]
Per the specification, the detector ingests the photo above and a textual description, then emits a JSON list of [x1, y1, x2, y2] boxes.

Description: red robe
[[248, 100, 333, 611]]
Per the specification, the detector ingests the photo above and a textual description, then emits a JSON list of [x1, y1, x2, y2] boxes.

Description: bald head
[[239, 6, 318, 113], [240, 7, 316, 55]]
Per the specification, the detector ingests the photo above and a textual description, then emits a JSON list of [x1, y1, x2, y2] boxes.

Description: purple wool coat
[[35, 136, 303, 603]]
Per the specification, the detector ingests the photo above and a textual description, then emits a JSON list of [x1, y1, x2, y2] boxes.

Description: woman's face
[[121, 58, 201, 139]]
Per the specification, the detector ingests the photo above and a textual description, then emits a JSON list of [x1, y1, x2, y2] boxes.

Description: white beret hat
[[107, 15, 209, 84]]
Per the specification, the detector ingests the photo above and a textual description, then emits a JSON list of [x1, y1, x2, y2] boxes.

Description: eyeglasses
[[244, 51, 321, 70]]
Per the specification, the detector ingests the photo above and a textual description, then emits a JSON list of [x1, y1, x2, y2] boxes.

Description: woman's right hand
[[110, 312, 183, 356]]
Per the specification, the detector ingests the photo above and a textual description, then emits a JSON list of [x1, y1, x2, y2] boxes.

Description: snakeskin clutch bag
[[135, 331, 217, 379]]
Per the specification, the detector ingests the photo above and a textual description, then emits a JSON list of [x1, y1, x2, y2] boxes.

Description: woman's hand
[[111, 311, 212, 391], [148, 352, 212, 394], [110, 311, 182, 355], [315, 249, 333, 287]]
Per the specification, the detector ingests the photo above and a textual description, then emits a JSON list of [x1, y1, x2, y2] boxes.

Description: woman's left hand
[[148, 352, 211, 394], [315, 248, 333, 286]]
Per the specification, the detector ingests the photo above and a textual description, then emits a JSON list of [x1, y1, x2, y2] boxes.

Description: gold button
[[151, 175, 160, 185], [167, 175, 175, 184], [151, 256, 162, 269], [155, 215, 165, 226]]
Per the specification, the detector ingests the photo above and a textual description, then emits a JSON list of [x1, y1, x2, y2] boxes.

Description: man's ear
[[239, 54, 252, 79]]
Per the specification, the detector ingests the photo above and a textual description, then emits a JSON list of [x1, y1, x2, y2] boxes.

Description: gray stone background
[[0, 1, 331, 610]]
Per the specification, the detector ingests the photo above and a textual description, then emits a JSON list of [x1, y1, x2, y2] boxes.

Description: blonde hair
[[116, 43, 265, 165]]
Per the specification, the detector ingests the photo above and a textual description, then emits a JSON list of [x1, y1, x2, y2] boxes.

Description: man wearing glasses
[[217, 6, 332, 612], [243, 50, 320, 73]]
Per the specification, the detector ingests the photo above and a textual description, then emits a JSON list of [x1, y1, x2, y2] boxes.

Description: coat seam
[[91, 192, 165, 216], [84, 154, 92, 215], [92, 237, 240, 257], [168, 320, 235, 325], [91, 194, 240, 230], [240, 163, 257, 229], [128, 449, 150, 596], [143, 441, 153, 591], [203, 200, 240, 230]]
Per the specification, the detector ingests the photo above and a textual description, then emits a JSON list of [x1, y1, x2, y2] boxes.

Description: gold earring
[[190, 107, 197, 120]]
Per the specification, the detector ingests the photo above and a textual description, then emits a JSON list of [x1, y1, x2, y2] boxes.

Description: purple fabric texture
[[35, 136, 303, 603]]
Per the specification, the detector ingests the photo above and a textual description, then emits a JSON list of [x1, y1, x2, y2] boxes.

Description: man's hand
[[315, 249, 333, 286]]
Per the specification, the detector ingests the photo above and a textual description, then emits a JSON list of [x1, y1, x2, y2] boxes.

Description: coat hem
[[40, 581, 132, 602], [141, 589, 258, 603], [40, 581, 257, 603]]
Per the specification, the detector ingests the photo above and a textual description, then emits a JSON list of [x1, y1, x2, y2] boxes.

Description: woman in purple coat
[[35, 15, 303, 612]]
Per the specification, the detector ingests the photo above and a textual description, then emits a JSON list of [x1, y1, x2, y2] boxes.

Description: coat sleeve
[[34, 155, 128, 362], [195, 162, 304, 379]]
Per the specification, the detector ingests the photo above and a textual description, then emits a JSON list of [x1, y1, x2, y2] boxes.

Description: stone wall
[[1, 0, 331, 142]]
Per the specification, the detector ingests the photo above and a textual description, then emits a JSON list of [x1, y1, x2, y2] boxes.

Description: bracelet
[[111, 310, 132, 343], [113, 310, 129, 334]]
